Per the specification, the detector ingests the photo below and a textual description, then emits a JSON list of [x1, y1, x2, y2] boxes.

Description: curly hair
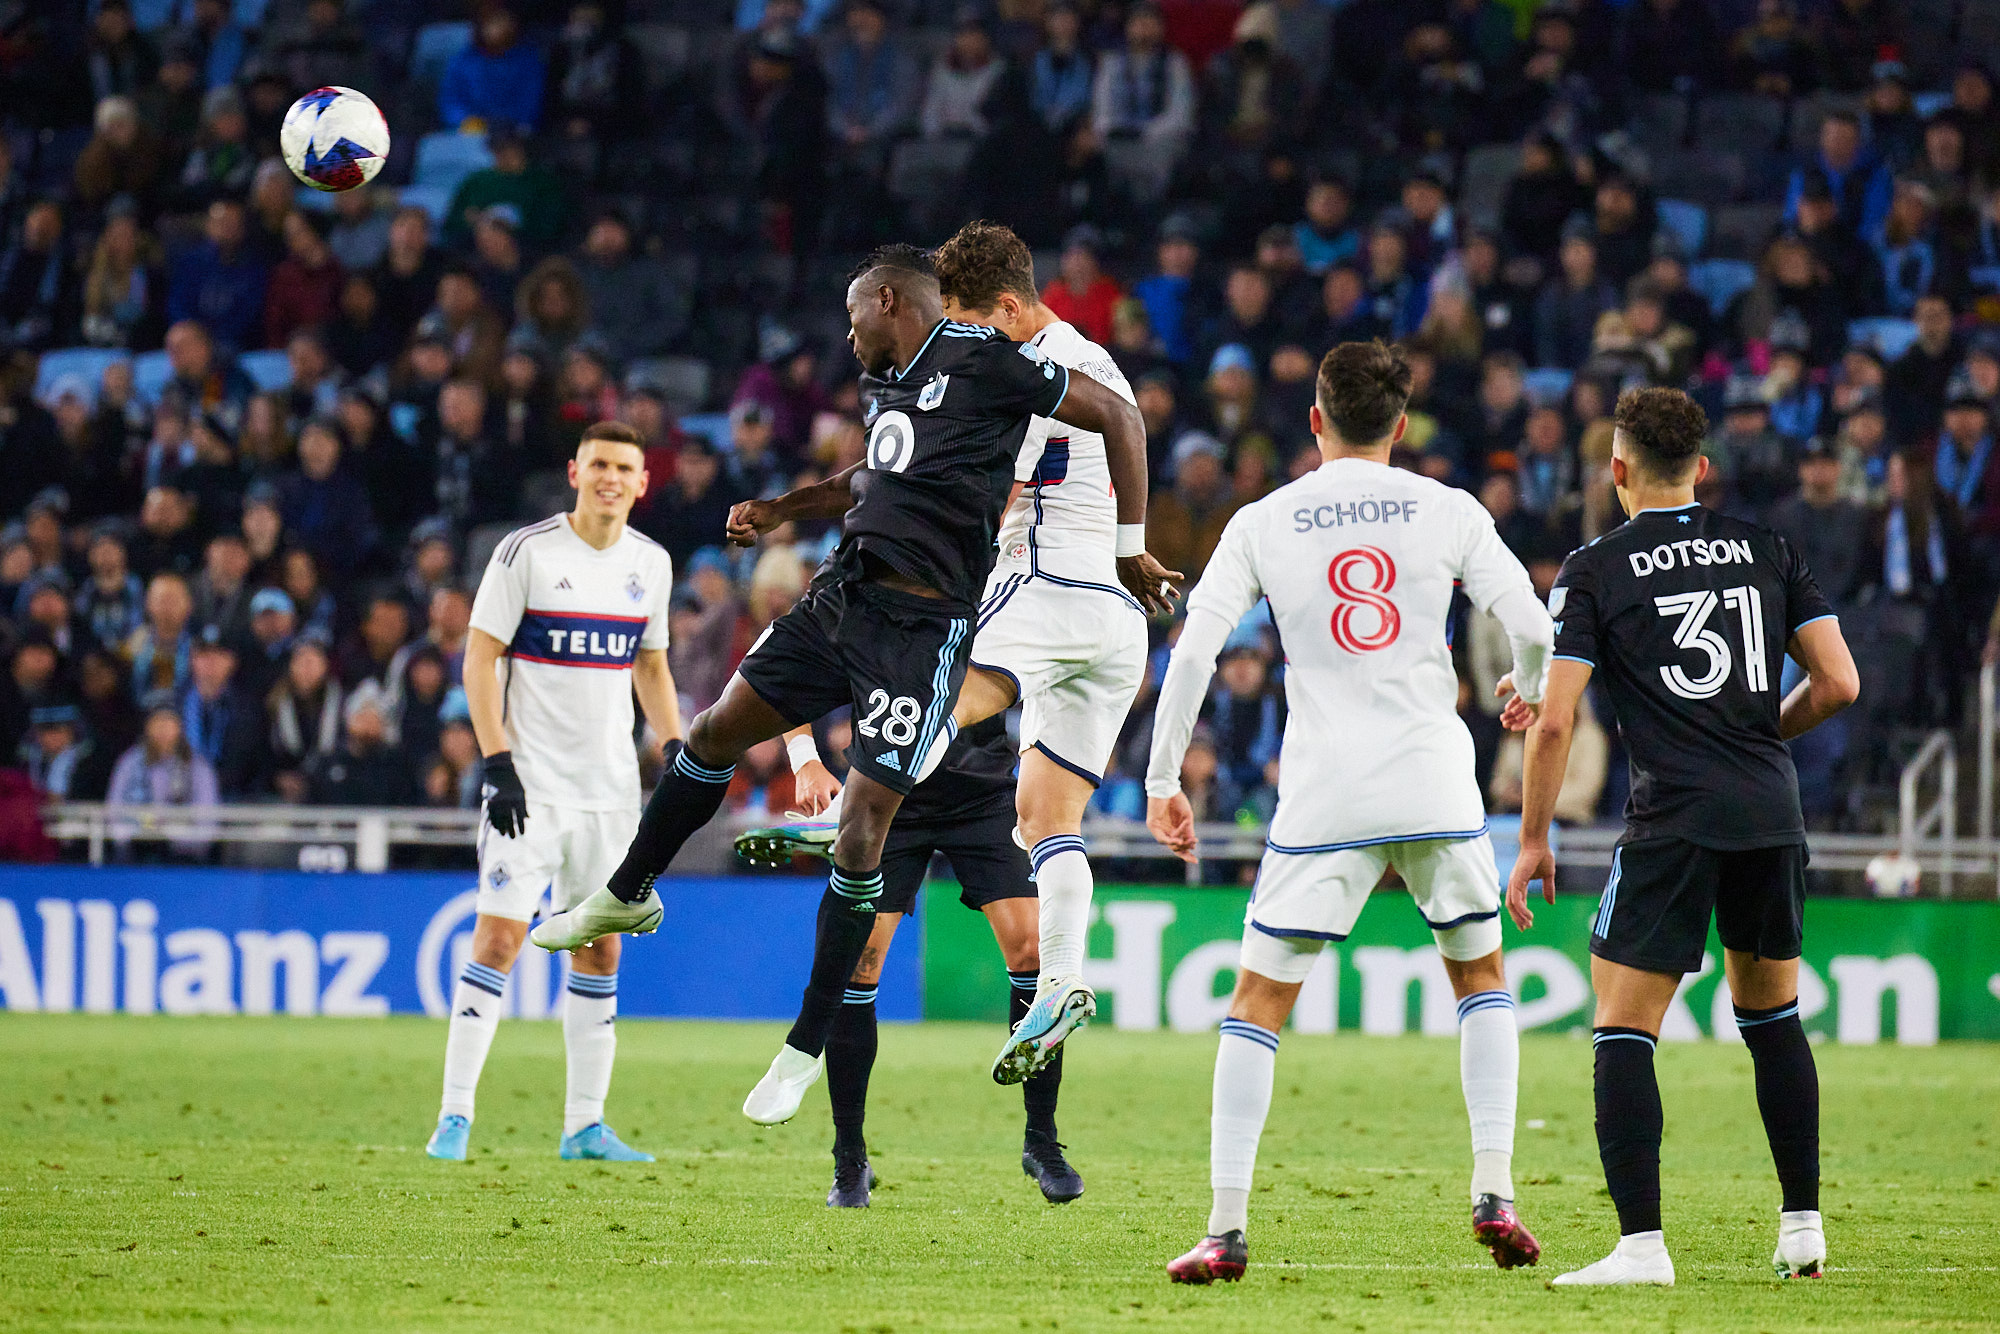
[[932, 220, 1038, 312], [1612, 387, 1708, 479], [1315, 340, 1412, 446]]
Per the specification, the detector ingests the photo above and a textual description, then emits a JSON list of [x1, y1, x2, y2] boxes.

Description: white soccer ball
[[281, 86, 390, 192], [1864, 852, 1920, 899]]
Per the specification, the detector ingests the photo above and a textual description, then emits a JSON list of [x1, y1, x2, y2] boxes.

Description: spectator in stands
[[1293, 176, 1359, 275], [1935, 383, 1999, 538], [76, 526, 145, 650], [445, 127, 567, 249], [179, 0, 247, 92], [132, 484, 202, 579], [921, 15, 1007, 141], [423, 270, 506, 389], [1207, 640, 1283, 793], [86, 0, 155, 104], [1731, 231, 1846, 367], [324, 273, 394, 381], [427, 707, 481, 809], [107, 692, 218, 860], [306, 680, 420, 806], [263, 211, 344, 351], [1771, 438, 1869, 609], [176, 85, 255, 210], [395, 646, 450, 769], [1875, 179, 1939, 317], [338, 594, 410, 692], [1041, 226, 1122, 346], [1029, 3, 1094, 139], [1501, 132, 1585, 269], [1817, 0, 1901, 93], [167, 201, 265, 356], [1091, 2, 1196, 196], [183, 633, 259, 796], [176, 411, 245, 536], [1618, 0, 1722, 95], [440, 6, 545, 134], [1588, 174, 1653, 293], [140, 38, 205, 168], [1362, 224, 1428, 343], [1785, 111, 1892, 239], [22, 704, 101, 800], [268, 0, 370, 93], [239, 586, 294, 700], [1946, 61, 2000, 182], [283, 329, 343, 426], [418, 585, 472, 686], [1863, 60, 1925, 169], [1794, 173, 1884, 319], [264, 633, 341, 801], [1201, 4, 1308, 169], [372, 206, 443, 345], [325, 186, 390, 274], [466, 205, 526, 316], [192, 531, 252, 649], [643, 436, 747, 568], [80, 199, 162, 350], [279, 411, 382, 577], [1535, 225, 1617, 370], [125, 571, 194, 699], [0, 198, 78, 352], [512, 256, 590, 368], [1864, 451, 1962, 739], [574, 209, 689, 363], [1887, 293, 1960, 442], [1729, 0, 1819, 99], [162, 322, 252, 435], [822, 0, 918, 215], [547, 1, 643, 146], [1708, 377, 1795, 517], [1147, 430, 1240, 583], [73, 95, 165, 217], [1132, 215, 1204, 366]]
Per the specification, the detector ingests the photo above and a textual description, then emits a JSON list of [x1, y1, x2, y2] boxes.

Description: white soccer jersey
[[993, 319, 1132, 586], [1147, 458, 1552, 849], [469, 515, 673, 812]]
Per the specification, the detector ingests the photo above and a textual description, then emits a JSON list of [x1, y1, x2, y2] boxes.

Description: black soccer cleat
[[1472, 1193, 1541, 1268], [1167, 1229, 1247, 1284], [1020, 1130, 1084, 1203], [827, 1149, 875, 1208]]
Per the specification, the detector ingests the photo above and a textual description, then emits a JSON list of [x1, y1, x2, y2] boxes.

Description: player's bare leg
[[532, 674, 792, 951], [1553, 958, 1681, 1286], [1441, 949, 1537, 1268], [1723, 951, 1824, 1278], [991, 748, 1100, 1083]]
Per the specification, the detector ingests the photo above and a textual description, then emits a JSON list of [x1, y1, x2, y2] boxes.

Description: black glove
[[481, 750, 529, 838]]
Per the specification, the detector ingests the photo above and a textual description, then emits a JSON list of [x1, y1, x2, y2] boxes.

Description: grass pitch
[[4, 1016, 1997, 1333]]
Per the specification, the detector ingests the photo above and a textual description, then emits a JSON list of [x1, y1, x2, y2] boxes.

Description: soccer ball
[[281, 86, 390, 192], [1864, 852, 1920, 898]]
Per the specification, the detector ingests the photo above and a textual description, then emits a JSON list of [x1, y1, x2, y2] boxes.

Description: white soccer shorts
[[475, 803, 640, 922], [1239, 833, 1505, 981], [969, 570, 1147, 784]]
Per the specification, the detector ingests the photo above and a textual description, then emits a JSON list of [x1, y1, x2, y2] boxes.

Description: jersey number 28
[[1654, 586, 1767, 700], [1328, 547, 1401, 653]]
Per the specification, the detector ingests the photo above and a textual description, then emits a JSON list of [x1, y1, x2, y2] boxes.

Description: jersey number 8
[[857, 689, 923, 745], [1328, 546, 1401, 653]]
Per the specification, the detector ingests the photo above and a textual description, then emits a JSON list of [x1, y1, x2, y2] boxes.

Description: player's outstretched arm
[[1506, 657, 1592, 930], [1050, 371, 1181, 615], [1143, 606, 1237, 863], [1779, 617, 1860, 740], [464, 628, 529, 837], [725, 462, 865, 547]]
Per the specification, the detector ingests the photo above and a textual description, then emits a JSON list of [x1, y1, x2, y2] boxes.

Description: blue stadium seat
[[33, 348, 131, 408], [1847, 317, 1921, 362], [678, 413, 731, 450], [237, 350, 294, 393], [411, 21, 473, 86], [1522, 368, 1573, 406], [398, 183, 453, 227], [132, 350, 174, 405], [1911, 90, 1952, 119], [1654, 198, 1708, 259], [413, 132, 493, 194], [294, 185, 337, 213], [1687, 258, 1757, 319]]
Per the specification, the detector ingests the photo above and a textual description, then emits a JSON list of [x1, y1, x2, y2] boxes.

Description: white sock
[[563, 972, 618, 1136], [1457, 989, 1518, 1201], [1208, 1019, 1279, 1236], [1617, 1229, 1668, 1258], [440, 961, 507, 1120], [1030, 835, 1092, 983]]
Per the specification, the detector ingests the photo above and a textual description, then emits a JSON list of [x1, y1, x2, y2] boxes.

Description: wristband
[[1115, 524, 1148, 558], [786, 734, 821, 773]]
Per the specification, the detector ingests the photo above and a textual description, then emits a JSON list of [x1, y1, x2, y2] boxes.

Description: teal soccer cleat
[[559, 1123, 655, 1161], [426, 1114, 470, 1160], [991, 977, 1096, 1085], [734, 815, 838, 868]]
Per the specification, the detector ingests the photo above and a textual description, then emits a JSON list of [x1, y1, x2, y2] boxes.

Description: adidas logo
[[457, 1006, 481, 1017], [878, 752, 902, 771], [555, 577, 573, 590]]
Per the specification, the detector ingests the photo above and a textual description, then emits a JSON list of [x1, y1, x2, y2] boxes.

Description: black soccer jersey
[[898, 714, 1017, 825], [842, 320, 1071, 609], [1550, 502, 1834, 849]]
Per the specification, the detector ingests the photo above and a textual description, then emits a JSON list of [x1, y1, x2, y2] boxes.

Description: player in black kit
[[1504, 388, 1859, 1287], [738, 718, 1079, 1209], [531, 245, 1161, 1127]]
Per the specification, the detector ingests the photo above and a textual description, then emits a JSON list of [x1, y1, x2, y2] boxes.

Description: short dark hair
[[580, 420, 644, 449], [1316, 341, 1412, 445], [848, 243, 936, 287], [1613, 387, 1708, 479], [932, 220, 1038, 311]]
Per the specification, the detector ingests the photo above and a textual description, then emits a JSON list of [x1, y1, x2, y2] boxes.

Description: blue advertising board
[[0, 868, 921, 1021]]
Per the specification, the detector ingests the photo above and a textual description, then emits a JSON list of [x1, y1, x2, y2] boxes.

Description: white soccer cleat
[[1551, 1232, 1675, 1286], [1773, 1210, 1825, 1278], [990, 976, 1096, 1085], [529, 886, 663, 952], [743, 1043, 824, 1125]]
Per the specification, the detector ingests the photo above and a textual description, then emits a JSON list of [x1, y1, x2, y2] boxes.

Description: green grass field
[[4, 1016, 1997, 1333]]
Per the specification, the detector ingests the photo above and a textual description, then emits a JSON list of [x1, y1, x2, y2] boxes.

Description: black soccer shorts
[[1589, 835, 1807, 976], [736, 578, 972, 796], [875, 806, 1034, 917]]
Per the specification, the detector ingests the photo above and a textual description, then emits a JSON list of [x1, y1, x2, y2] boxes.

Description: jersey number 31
[[1328, 547, 1401, 653], [1655, 586, 1767, 700]]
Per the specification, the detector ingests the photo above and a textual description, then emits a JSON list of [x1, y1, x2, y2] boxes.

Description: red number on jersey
[[1328, 546, 1401, 652]]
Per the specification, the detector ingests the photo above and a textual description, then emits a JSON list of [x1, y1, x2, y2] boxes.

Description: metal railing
[[1898, 729, 1958, 897]]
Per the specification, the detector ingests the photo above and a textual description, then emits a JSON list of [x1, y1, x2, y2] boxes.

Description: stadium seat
[[1693, 92, 1788, 155], [237, 350, 294, 394], [887, 138, 974, 204], [1710, 202, 1783, 260], [1787, 92, 1864, 152], [1651, 149, 1746, 208], [1911, 90, 1952, 119], [1628, 92, 1691, 154], [411, 21, 473, 86], [33, 348, 130, 408], [413, 132, 494, 195], [397, 183, 454, 227], [625, 355, 711, 413], [1848, 317, 1921, 361], [1522, 368, 1573, 406], [1654, 198, 1708, 259], [1688, 258, 1757, 319], [678, 413, 731, 450], [132, 350, 173, 405]]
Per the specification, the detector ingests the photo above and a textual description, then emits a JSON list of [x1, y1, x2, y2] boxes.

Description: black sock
[[607, 742, 735, 902], [826, 985, 878, 1156], [782, 865, 883, 1057], [1593, 1026, 1664, 1236], [1011, 970, 1062, 1140], [1735, 999, 1820, 1213]]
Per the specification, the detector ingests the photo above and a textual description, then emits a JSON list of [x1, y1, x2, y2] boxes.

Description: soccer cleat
[[1551, 1232, 1675, 1286], [991, 977, 1096, 1085], [734, 815, 838, 868], [1472, 1193, 1541, 1268], [1021, 1131, 1085, 1203], [1773, 1209, 1825, 1278], [743, 1044, 825, 1124], [827, 1150, 875, 1208], [559, 1123, 654, 1161], [425, 1113, 470, 1161], [530, 886, 663, 952], [1166, 1230, 1247, 1284]]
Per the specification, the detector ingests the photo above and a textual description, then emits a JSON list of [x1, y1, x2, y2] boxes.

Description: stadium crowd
[[1, 0, 1999, 863]]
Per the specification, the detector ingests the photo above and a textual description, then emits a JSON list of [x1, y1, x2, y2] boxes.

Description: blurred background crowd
[[2, 0, 1999, 867]]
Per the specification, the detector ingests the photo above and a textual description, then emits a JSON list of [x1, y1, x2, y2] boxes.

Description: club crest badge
[[626, 573, 645, 603], [917, 373, 950, 411]]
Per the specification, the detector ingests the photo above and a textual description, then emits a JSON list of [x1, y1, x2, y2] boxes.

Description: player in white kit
[[1143, 343, 1555, 1283], [425, 423, 682, 1163]]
